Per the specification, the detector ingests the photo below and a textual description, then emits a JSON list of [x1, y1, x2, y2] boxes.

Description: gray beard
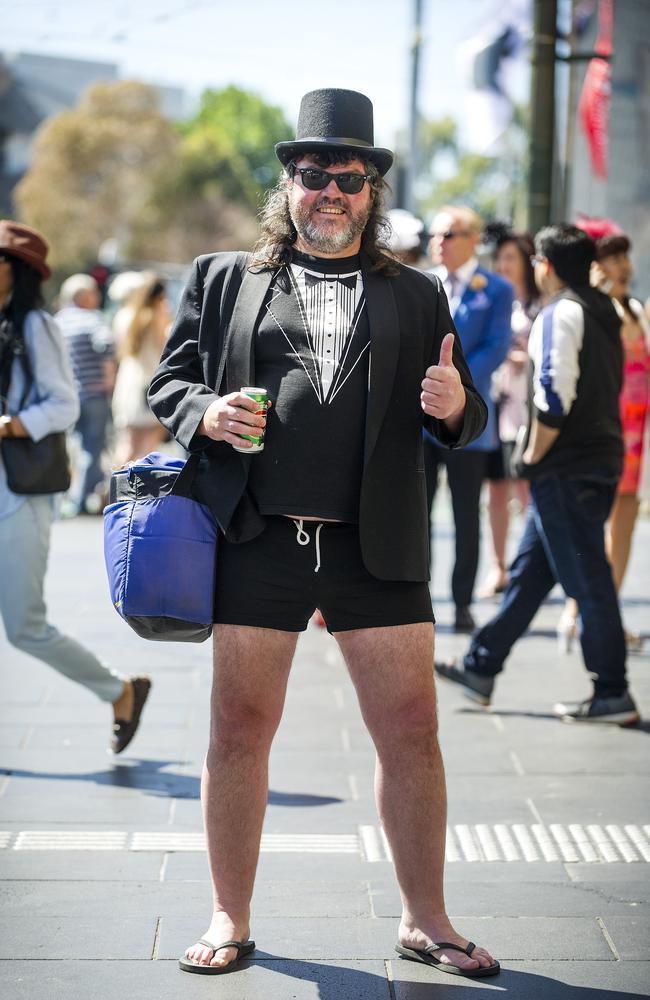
[[289, 199, 370, 254]]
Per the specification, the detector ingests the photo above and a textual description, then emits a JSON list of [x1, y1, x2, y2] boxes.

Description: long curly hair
[[250, 150, 399, 277]]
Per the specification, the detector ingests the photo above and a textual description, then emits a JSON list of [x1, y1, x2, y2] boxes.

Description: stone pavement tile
[[567, 865, 650, 885], [436, 742, 518, 776], [445, 778, 540, 823], [262, 803, 378, 833], [0, 914, 157, 959], [0, 959, 392, 1000], [390, 960, 650, 998], [370, 879, 650, 918], [521, 776, 650, 824], [0, 879, 211, 917], [513, 742, 650, 776], [0, 877, 370, 921], [600, 916, 650, 960], [163, 852, 374, 882], [26, 725, 190, 751], [0, 790, 172, 824], [0, 851, 162, 881], [251, 880, 372, 918], [0, 725, 30, 749], [371, 862, 571, 885]]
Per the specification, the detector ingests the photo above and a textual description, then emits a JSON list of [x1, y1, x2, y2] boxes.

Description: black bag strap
[[215, 251, 252, 397], [171, 452, 201, 496]]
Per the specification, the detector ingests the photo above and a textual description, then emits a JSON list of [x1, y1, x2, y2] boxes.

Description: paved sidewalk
[[1, 507, 649, 999]]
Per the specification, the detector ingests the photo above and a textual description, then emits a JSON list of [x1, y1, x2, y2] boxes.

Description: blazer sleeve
[[462, 277, 513, 388], [424, 276, 488, 448], [147, 258, 220, 452]]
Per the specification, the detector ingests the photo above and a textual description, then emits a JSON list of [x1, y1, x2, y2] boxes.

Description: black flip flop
[[178, 938, 255, 975], [395, 940, 500, 978]]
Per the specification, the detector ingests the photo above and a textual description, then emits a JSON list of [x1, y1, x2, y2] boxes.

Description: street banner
[[578, 0, 613, 178]]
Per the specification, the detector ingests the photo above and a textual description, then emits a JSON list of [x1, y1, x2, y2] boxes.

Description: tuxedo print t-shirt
[[247, 249, 370, 521]]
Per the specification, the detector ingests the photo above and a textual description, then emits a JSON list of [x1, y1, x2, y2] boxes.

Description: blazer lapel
[[221, 267, 275, 393], [362, 256, 400, 464]]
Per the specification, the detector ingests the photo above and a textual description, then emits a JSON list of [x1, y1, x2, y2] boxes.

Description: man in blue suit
[[425, 206, 512, 632]]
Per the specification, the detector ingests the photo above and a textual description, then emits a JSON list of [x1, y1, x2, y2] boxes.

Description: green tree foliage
[[415, 113, 527, 226], [15, 81, 292, 274], [15, 81, 179, 273], [181, 85, 293, 198]]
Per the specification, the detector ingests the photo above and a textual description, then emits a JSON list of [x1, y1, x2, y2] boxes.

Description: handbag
[[0, 313, 71, 495], [103, 451, 219, 642], [103, 251, 251, 642], [1, 432, 71, 494]]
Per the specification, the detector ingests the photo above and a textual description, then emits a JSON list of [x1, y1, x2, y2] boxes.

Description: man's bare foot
[[398, 917, 497, 973], [184, 913, 251, 970]]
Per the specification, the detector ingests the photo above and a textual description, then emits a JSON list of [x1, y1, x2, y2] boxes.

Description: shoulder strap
[[171, 253, 251, 496], [215, 252, 252, 396]]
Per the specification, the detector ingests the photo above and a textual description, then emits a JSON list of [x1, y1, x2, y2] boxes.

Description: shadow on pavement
[[244, 955, 647, 999], [0, 760, 343, 804], [454, 707, 650, 733]]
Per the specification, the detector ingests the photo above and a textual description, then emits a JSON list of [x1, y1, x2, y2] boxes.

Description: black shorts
[[214, 516, 434, 633], [485, 441, 516, 482]]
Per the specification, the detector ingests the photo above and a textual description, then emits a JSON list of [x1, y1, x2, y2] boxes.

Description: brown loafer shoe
[[111, 677, 151, 754]]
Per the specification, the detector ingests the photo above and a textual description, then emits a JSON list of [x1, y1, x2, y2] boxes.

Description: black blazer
[[148, 252, 487, 581]]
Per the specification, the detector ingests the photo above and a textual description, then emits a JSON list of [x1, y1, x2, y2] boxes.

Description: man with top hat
[[149, 89, 498, 979]]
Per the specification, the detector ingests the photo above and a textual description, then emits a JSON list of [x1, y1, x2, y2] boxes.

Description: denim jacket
[[0, 310, 79, 519]]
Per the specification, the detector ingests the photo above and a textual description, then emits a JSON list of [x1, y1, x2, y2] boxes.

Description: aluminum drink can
[[232, 387, 268, 453]]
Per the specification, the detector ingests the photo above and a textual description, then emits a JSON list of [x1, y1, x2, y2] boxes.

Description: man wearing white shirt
[[425, 206, 512, 632]]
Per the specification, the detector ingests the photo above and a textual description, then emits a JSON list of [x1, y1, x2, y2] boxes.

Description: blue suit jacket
[[427, 266, 513, 451]]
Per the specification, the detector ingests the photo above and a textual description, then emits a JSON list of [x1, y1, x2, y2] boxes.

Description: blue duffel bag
[[103, 452, 218, 642]]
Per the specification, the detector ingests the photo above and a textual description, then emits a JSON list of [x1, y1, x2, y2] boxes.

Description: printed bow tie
[[304, 272, 357, 292]]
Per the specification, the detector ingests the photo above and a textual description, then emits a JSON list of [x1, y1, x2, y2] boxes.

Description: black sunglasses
[[290, 165, 371, 195], [431, 230, 472, 241]]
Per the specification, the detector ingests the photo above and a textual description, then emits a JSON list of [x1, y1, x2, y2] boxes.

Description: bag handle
[[171, 452, 201, 496]]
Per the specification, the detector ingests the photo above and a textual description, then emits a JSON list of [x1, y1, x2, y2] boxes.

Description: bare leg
[[335, 623, 496, 973], [184, 625, 298, 969], [513, 478, 529, 513], [479, 481, 508, 596], [606, 493, 640, 592]]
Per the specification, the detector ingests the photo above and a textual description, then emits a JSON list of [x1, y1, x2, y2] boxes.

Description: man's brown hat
[[0, 220, 51, 280]]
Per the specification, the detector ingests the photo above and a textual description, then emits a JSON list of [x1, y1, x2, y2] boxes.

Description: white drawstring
[[293, 519, 323, 573]]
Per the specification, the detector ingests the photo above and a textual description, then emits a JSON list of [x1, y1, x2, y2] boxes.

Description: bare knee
[[367, 692, 440, 754], [210, 692, 283, 751]]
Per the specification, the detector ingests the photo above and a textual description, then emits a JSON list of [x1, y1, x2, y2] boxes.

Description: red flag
[[578, 0, 613, 178]]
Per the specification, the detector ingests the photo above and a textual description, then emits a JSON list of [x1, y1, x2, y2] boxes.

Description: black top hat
[[275, 88, 394, 176]]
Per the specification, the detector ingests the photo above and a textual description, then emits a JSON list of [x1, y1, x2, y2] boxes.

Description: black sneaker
[[553, 692, 640, 726], [434, 660, 494, 706]]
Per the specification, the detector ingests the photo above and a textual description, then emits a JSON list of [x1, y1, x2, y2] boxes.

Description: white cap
[[107, 270, 147, 304], [386, 209, 424, 252], [59, 273, 98, 306]]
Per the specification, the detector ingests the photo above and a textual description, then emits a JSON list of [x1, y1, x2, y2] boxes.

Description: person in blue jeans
[[436, 224, 640, 725]]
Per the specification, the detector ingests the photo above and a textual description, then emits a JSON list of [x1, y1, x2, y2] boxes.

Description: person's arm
[[522, 298, 584, 468], [147, 258, 265, 452], [522, 418, 560, 465], [14, 312, 79, 441], [0, 414, 29, 439], [421, 275, 487, 447], [462, 278, 513, 387]]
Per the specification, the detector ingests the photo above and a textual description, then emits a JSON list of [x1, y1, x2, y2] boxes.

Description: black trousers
[[423, 439, 488, 609]]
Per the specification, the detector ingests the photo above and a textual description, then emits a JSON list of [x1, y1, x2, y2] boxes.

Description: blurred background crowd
[[1, 0, 648, 628]]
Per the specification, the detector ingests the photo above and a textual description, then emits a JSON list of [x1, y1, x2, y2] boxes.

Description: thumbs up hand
[[421, 333, 466, 421]]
